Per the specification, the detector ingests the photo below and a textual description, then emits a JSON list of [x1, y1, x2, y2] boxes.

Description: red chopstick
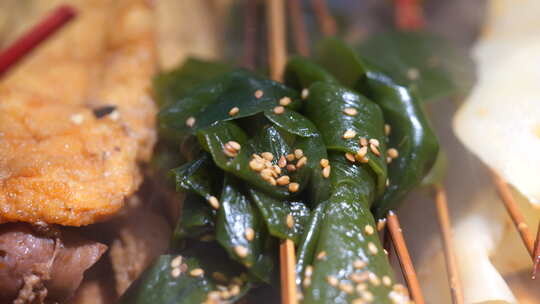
[[0, 5, 76, 77]]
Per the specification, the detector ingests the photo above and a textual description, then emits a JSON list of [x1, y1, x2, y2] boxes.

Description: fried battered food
[[0, 0, 157, 226]]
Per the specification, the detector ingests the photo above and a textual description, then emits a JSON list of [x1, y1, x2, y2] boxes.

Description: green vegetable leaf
[[170, 154, 222, 200], [358, 31, 475, 103], [249, 189, 310, 244], [304, 82, 387, 196], [171, 193, 216, 248], [284, 56, 338, 90], [118, 243, 251, 304], [154, 58, 232, 107], [216, 175, 274, 283]]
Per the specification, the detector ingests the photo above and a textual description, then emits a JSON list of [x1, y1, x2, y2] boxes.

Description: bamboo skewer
[[0, 5, 76, 76], [288, 0, 310, 57], [533, 221, 540, 278], [241, 0, 258, 69], [387, 211, 425, 304], [491, 170, 535, 257], [434, 185, 464, 304], [310, 0, 337, 37], [265, 1, 298, 303]]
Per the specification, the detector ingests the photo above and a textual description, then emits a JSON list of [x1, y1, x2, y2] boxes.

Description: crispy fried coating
[[0, 0, 157, 226]]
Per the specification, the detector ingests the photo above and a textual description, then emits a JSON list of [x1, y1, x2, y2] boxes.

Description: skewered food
[[120, 38, 438, 303]]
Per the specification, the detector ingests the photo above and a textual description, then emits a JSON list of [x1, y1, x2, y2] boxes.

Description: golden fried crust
[[0, 0, 156, 226], [0, 91, 140, 226]]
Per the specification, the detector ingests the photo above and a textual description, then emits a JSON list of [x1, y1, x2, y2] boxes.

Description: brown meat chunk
[[0, 223, 106, 303], [109, 204, 171, 295]]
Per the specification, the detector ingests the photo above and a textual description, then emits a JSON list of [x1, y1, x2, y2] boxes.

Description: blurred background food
[[0, 0, 539, 303]]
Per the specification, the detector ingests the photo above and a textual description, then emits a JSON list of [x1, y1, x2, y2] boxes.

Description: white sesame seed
[[343, 129, 357, 139], [350, 272, 368, 283], [249, 159, 265, 171], [273, 165, 281, 175], [261, 152, 274, 161], [261, 169, 273, 179], [301, 88, 309, 99], [279, 96, 292, 106], [286, 153, 296, 162], [286, 214, 294, 228], [171, 255, 183, 268], [171, 268, 181, 278], [382, 275, 392, 286], [370, 145, 380, 156], [207, 195, 219, 209], [296, 156, 307, 168], [289, 182, 299, 192], [339, 282, 354, 294], [343, 107, 358, 116], [384, 124, 391, 136], [212, 272, 227, 282], [384, 249, 389, 255], [362, 290, 374, 302], [386, 156, 393, 164], [326, 276, 338, 287], [360, 137, 368, 146], [352, 298, 365, 304], [368, 242, 378, 255], [70, 113, 84, 125], [277, 175, 290, 186], [286, 164, 297, 172], [322, 166, 331, 178], [355, 283, 367, 293], [368, 273, 380, 286], [278, 155, 287, 168], [317, 251, 327, 260], [190, 268, 204, 277], [245, 228, 255, 241], [294, 149, 304, 159], [305, 265, 313, 277], [345, 152, 356, 163], [320, 158, 329, 168], [228, 141, 241, 151], [364, 225, 374, 235], [273, 106, 285, 114], [387, 148, 399, 159], [255, 90, 264, 98], [220, 290, 231, 299], [223, 145, 238, 157], [356, 146, 368, 158], [208, 291, 221, 299], [407, 68, 419, 80], [386, 178, 390, 186], [369, 138, 380, 147], [353, 259, 367, 269], [377, 219, 387, 231], [230, 285, 240, 296], [185, 116, 196, 127], [234, 245, 249, 258], [267, 177, 277, 186], [229, 107, 240, 116], [303, 277, 312, 288]]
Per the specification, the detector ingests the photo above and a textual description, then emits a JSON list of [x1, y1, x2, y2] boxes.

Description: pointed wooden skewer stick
[[491, 170, 535, 259], [310, 0, 337, 36], [241, 0, 258, 69], [266, 1, 298, 303], [434, 184, 464, 304], [0, 5, 76, 76], [387, 211, 425, 304], [287, 0, 310, 57], [533, 221, 540, 279]]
